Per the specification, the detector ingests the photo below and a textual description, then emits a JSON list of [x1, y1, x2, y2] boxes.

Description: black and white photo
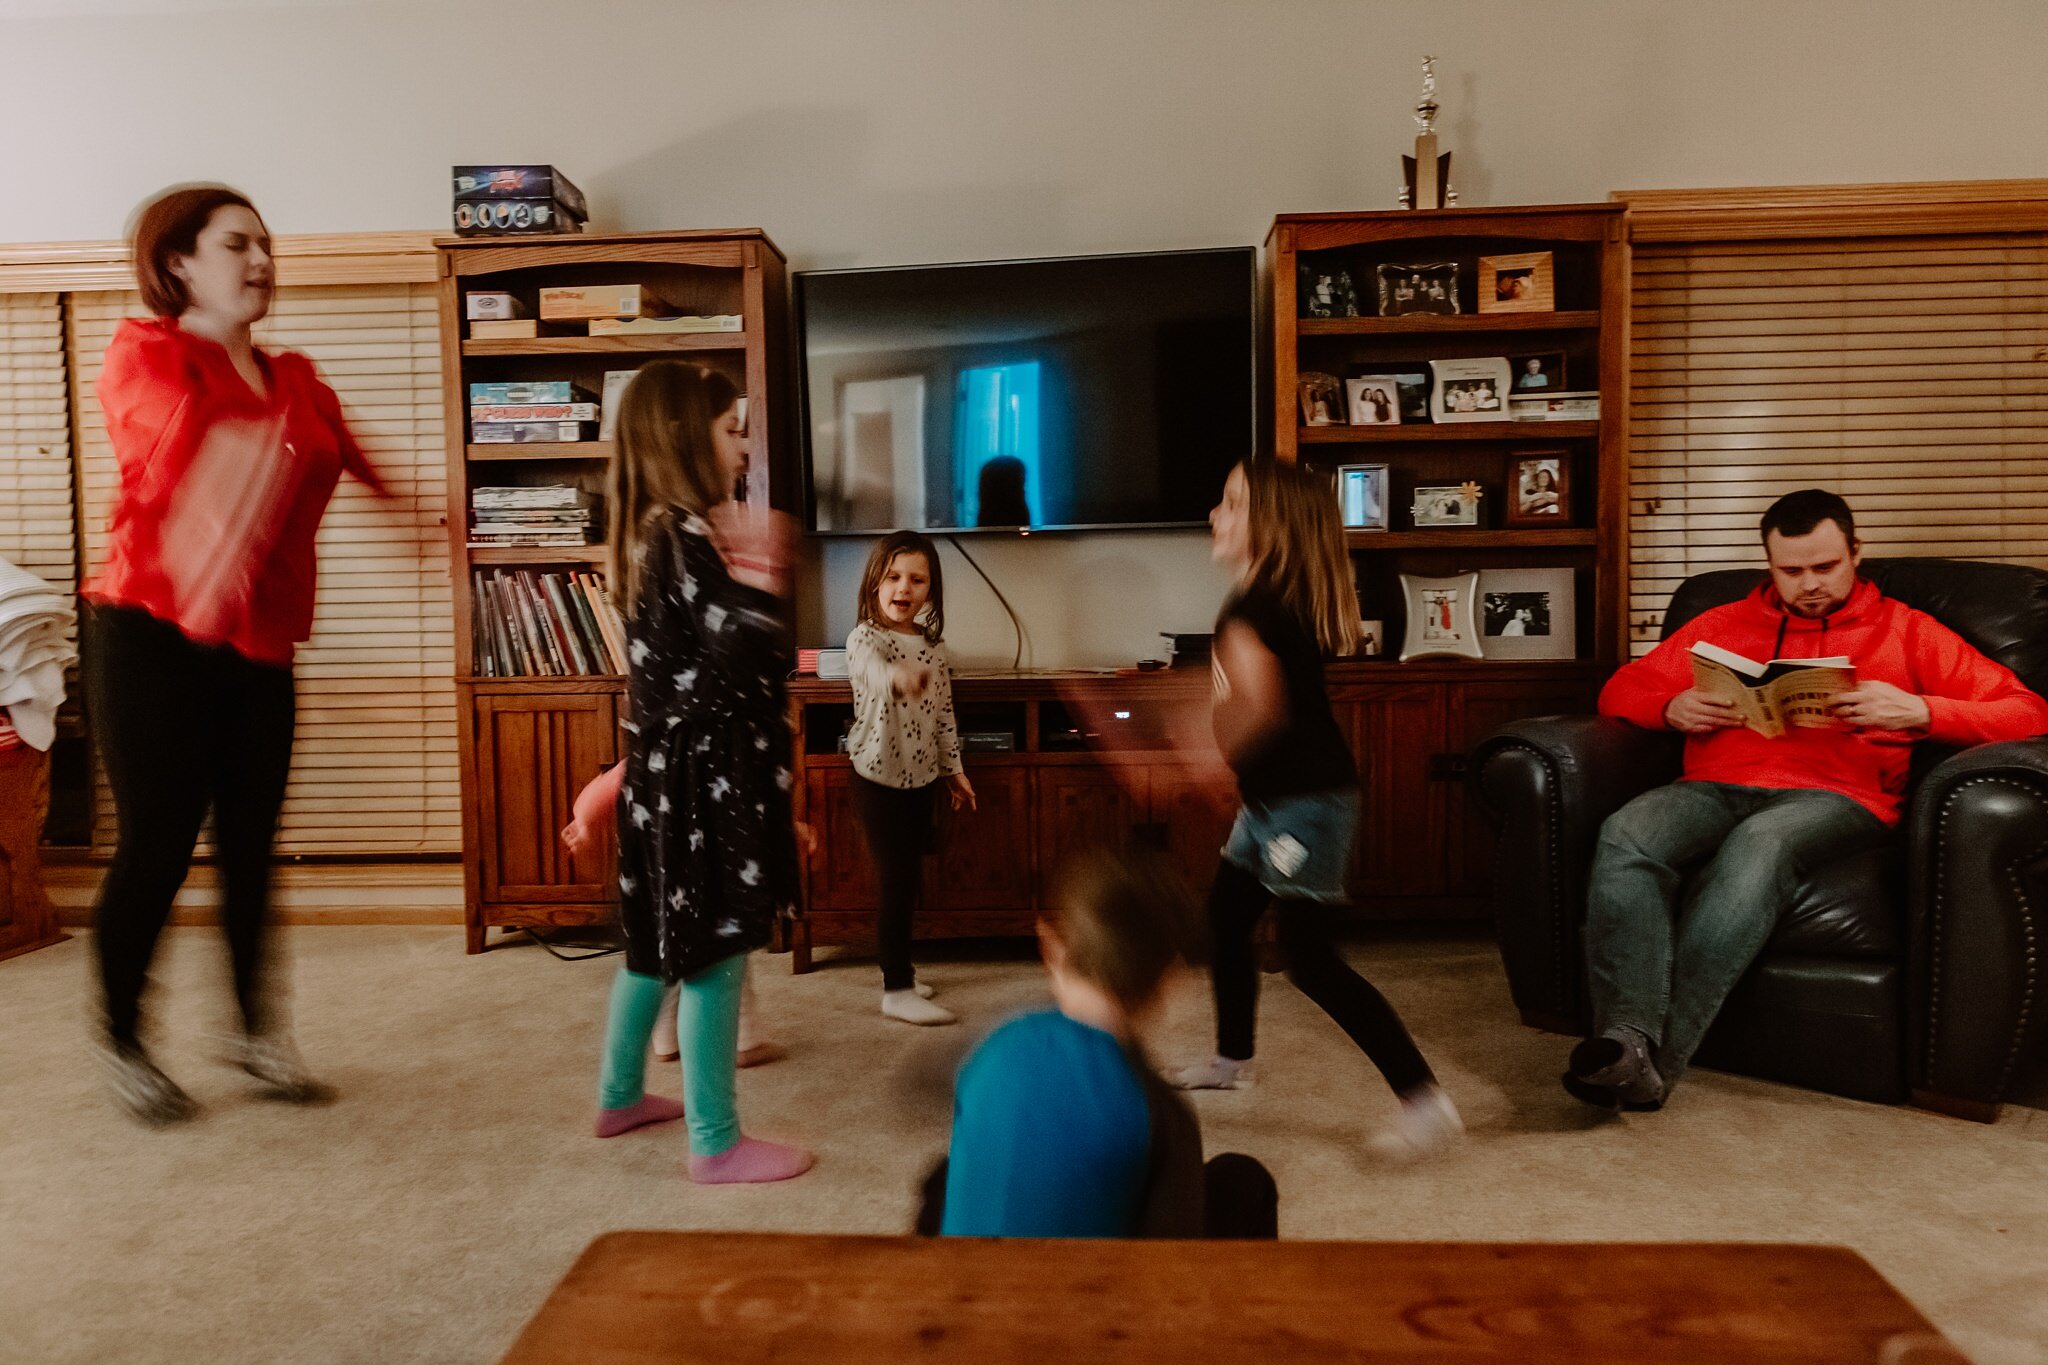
[[1375, 260, 1461, 316], [1477, 567, 1577, 660]]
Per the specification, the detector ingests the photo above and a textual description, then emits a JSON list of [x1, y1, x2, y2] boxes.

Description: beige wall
[[10, 0, 2048, 665]]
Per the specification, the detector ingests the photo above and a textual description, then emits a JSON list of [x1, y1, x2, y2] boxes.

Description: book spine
[[517, 571, 562, 676], [543, 574, 592, 674], [471, 403, 601, 423], [575, 574, 621, 673], [530, 571, 573, 676], [562, 573, 606, 673], [591, 576, 631, 674], [508, 571, 550, 675]]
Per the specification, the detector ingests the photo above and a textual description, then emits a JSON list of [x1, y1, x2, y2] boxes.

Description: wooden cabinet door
[[474, 693, 617, 904], [1444, 678, 1603, 897], [927, 765, 1033, 910], [803, 769, 879, 910], [1148, 766, 1236, 895], [1036, 765, 1146, 878], [1341, 685, 1447, 899]]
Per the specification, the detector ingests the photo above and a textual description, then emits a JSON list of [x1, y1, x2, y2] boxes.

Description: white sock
[[882, 989, 956, 1026], [913, 981, 936, 1000], [1367, 1083, 1463, 1161], [1172, 1056, 1250, 1090]]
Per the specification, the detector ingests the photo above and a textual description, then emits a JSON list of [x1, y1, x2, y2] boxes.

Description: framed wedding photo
[[1344, 375, 1403, 427], [1298, 371, 1344, 427], [1399, 572, 1482, 662], [1478, 251, 1556, 314], [1505, 452, 1570, 527], [1411, 483, 1481, 528], [1375, 261, 1461, 317], [1335, 463, 1390, 531], [1428, 356, 1512, 423], [1478, 567, 1578, 660]]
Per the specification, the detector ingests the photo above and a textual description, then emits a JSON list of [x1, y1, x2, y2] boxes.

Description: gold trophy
[[1401, 56, 1456, 210]]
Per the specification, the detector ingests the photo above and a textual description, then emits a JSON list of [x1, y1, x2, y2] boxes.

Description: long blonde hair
[[604, 361, 739, 617], [1240, 460, 1361, 657]]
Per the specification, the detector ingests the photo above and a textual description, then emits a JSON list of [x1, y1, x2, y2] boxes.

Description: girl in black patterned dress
[[592, 360, 810, 1184]]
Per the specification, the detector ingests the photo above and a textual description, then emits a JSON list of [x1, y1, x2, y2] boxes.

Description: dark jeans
[[914, 1153, 1278, 1240], [1586, 780, 1890, 1083], [1209, 858, 1434, 1095], [852, 772, 936, 991], [88, 605, 296, 1047]]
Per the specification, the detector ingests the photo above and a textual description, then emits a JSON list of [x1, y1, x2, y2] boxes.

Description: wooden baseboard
[[47, 862, 465, 927]]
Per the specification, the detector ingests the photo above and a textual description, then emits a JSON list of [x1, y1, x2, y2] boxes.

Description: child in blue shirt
[[924, 850, 1276, 1239]]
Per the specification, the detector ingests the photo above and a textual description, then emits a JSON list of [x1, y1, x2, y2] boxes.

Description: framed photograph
[[1478, 251, 1556, 314], [1509, 352, 1565, 392], [1375, 261, 1461, 317], [1298, 371, 1344, 427], [1506, 453, 1570, 527], [1387, 367, 1432, 423], [1344, 376, 1403, 427], [1411, 481, 1482, 528], [1428, 357, 1512, 423], [1399, 572, 1482, 662], [1299, 263, 1360, 318], [1479, 567, 1578, 660], [1335, 463, 1389, 531]]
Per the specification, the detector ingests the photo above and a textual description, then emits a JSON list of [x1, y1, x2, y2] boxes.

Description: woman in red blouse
[[88, 185, 388, 1124]]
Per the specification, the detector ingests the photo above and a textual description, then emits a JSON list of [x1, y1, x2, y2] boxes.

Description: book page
[[1765, 665, 1856, 729], [1689, 654, 1777, 735]]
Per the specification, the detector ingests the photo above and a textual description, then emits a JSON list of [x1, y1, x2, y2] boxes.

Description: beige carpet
[[3, 926, 2045, 1364]]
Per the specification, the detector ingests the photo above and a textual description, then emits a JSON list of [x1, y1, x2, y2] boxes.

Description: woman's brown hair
[[855, 530, 944, 644], [129, 184, 261, 318], [604, 361, 741, 617], [1240, 459, 1362, 657]]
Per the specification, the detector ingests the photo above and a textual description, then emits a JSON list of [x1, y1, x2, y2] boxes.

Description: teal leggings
[[597, 955, 747, 1156]]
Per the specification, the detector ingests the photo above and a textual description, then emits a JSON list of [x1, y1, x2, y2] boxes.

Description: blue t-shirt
[[940, 1010, 1152, 1238]]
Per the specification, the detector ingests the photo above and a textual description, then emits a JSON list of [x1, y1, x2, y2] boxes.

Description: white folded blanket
[[0, 557, 78, 751]]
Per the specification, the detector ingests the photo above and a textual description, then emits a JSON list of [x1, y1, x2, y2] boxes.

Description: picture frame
[[1298, 371, 1344, 427], [1505, 452, 1571, 527], [1478, 567, 1578, 661], [1509, 352, 1565, 392], [1399, 572, 1482, 662], [1299, 263, 1360, 318], [1410, 482, 1482, 528], [1335, 463, 1390, 531], [1478, 251, 1556, 314], [1387, 367, 1432, 423], [1375, 260, 1461, 316], [1428, 356, 1512, 423], [1344, 376, 1403, 427]]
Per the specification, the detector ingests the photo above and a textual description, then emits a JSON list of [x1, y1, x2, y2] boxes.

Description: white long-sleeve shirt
[[846, 620, 963, 789]]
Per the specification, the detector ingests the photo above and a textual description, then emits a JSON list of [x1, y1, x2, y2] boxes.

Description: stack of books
[[471, 569, 627, 677], [470, 381, 599, 444], [470, 485, 595, 547]]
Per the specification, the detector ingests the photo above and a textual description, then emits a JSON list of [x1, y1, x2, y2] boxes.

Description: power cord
[[946, 535, 1025, 670], [520, 926, 623, 962]]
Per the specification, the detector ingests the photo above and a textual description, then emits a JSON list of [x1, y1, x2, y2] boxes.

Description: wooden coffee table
[[501, 1231, 1961, 1363]]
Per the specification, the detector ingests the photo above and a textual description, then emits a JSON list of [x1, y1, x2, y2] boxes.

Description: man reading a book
[[1564, 489, 2048, 1110]]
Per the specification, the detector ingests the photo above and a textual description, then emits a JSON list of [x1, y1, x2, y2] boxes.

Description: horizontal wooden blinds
[[0, 293, 77, 626], [1629, 233, 2048, 653], [69, 286, 457, 853]]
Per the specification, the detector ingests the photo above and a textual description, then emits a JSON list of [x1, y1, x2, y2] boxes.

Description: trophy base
[[1401, 152, 1454, 210]]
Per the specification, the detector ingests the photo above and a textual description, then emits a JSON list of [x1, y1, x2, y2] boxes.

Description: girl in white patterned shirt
[[847, 531, 975, 1025]]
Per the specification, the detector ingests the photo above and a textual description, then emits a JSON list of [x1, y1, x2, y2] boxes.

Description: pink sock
[[687, 1137, 814, 1184], [595, 1095, 685, 1138]]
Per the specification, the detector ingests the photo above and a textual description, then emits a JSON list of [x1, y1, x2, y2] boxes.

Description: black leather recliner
[[1472, 558, 2048, 1118]]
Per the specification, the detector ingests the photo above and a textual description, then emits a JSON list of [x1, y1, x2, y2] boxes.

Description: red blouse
[[87, 317, 385, 666]]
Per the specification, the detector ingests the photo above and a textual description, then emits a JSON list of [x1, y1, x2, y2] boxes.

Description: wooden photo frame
[[1478, 251, 1555, 314], [1505, 452, 1570, 527], [1298, 371, 1345, 427], [1399, 572, 1482, 662], [1479, 567, 1578, 661], [1509, 352, 1565, 393]]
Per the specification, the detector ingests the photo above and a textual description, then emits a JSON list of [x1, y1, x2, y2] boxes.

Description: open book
[[1689, 641, 1856, 738]]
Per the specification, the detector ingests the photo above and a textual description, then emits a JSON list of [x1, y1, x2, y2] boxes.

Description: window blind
[[1629, 233, 2048, 654], [0, 292, 77, 623], [69, 285, 457, 853]]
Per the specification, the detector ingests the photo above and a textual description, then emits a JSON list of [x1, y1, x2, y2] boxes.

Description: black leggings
[[852, 773, 936, 992], [1208, 858, 1435, 1096], [88, 605, 296, 1046]]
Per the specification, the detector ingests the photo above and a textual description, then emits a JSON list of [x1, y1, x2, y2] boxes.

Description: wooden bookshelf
[[1298, 310, 1601, 336], [1346, 528, 1598, 551], [436, 229, 791, 953], [1300, 420, 1601, 444]]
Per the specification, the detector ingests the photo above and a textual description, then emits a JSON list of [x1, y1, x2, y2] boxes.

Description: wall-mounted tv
[[796, 247, 1255, 535]]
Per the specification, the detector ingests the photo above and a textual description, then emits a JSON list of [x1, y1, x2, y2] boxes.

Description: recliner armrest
[[1471, 716, 1682, 1032], [1907, 736, 2048, 1116]]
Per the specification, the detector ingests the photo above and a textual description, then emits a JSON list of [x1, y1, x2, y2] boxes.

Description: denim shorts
[[1221, 789, 1359, 903]]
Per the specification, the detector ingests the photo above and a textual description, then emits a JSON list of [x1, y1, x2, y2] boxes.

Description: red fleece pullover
[[1599, 578, 2048, 824]]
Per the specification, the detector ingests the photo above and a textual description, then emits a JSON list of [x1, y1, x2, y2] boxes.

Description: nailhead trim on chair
[[1484, 740, 1573, 1021], [1928, 774, 2046, 1099]]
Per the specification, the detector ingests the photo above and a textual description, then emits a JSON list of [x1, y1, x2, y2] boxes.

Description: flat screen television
[[796, 247, 1255, 535]]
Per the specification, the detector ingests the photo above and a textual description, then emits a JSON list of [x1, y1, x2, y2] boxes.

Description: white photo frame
[[1411, 483, 1481, 528], [1399, 572, 1482, 662], [1344, 376, 1403, 427], [1478, 567, 1578, 661], [1336, 463, 1390, 530], [1428, 356, 1513, 423]]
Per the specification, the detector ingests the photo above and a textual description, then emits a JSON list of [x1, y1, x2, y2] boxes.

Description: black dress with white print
[[615, 508, 798, 983]]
